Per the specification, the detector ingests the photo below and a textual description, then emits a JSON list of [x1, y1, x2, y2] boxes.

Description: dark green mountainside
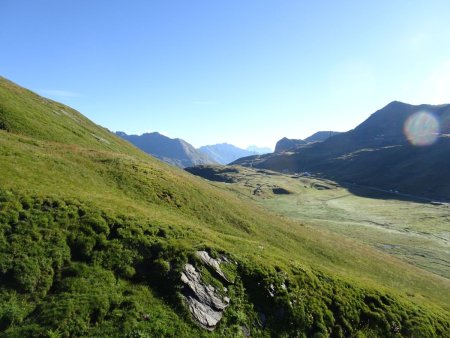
[[0, 77, 449, 337], [233, 102, 450, 200]]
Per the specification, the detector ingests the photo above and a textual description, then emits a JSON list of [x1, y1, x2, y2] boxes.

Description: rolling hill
[[116, 131, 216, 168], [233, 102, 450, 200], [1, 77, 449, 337]]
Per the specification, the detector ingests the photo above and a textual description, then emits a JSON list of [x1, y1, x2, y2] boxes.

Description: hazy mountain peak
[[198, 143, 257, 164], [116, 131, 216, 168], [246, 145, 272, 154]]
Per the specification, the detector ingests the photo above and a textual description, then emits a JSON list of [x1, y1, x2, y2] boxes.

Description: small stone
[[268, 283, 275, 297]]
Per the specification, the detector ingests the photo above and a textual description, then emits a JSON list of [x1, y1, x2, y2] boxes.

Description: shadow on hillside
[[342, 183, 443, 204]]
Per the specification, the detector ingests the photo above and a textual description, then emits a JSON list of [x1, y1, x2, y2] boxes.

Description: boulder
[[195, 250, 231, 283], [181, 263, 230, 330]]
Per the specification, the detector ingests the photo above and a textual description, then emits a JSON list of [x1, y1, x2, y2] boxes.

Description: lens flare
[[403, 111, 440, 146]]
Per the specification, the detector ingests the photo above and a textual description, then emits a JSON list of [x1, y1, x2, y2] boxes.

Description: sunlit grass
[[1, 76, 449, 336]]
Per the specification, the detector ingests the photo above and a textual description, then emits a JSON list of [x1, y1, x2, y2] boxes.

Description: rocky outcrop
[[181, 263, 230, 330], [195, 251, 232, 283], [274, 137, 306, 152]]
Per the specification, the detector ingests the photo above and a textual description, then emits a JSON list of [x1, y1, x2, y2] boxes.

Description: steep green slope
[[0, 77, 137, 155], [0, 78, 449, 337]]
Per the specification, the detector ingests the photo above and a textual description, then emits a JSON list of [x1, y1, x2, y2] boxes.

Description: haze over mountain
[[233, 101, 450, 200], [246, 145, 272, 154], [116, 131, 216, 168], [4, 1, 450, 167], [198, 143, 256, 165]]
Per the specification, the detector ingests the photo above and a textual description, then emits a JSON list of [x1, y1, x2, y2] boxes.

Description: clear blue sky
[[1, 1, 450, 149]]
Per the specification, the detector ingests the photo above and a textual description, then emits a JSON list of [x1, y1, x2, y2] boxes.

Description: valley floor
[[202, 166, 450, 281]]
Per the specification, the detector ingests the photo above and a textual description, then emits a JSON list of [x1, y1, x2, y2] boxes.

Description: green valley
[[186, 165, 450, 280], [1, 77, 449, 337]]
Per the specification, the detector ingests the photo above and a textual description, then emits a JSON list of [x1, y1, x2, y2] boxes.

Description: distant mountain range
[[116, 132, 273, 167], [246, 145, 272, 154], [116, 131, 217, 168], [274, 131, 341, 152], [198, 143, 256, 165], [233, 101, 450, 200]]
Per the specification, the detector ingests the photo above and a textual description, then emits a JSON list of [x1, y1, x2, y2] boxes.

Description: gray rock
[[195, 250, 232, 283], [181, 264, 230, 330], [268, 283, 275, 297]]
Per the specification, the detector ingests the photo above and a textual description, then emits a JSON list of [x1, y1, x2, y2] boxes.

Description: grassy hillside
[[0, 77, 136, 155], [1, 77, 449, 337], [186, 165, 450, 279]]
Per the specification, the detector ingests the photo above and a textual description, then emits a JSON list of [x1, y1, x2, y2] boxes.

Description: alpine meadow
[[0, 76, 449, 337], [1, 1, 450, 337]]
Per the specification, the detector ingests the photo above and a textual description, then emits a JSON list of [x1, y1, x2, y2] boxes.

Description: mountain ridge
[[304, 130, 342, 143], [274, 137, 307, 152], [274, 131, 341, 153], [233, 101, 450, 200], [116, 131, 217, 168], [198, 143, 257, 165]]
